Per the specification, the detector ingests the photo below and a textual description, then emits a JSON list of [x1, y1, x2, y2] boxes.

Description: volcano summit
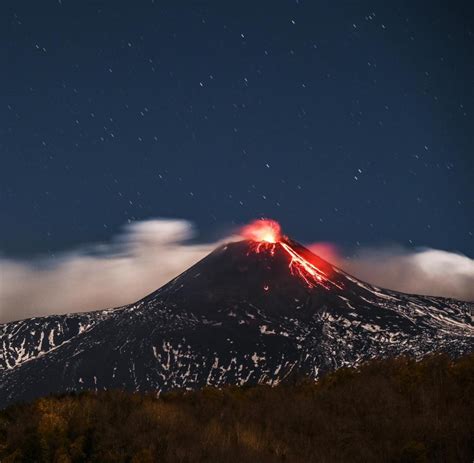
[[0, 220, 473, 408]]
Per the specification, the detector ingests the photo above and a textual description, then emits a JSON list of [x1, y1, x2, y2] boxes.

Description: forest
[[0, 354, 473, 463]]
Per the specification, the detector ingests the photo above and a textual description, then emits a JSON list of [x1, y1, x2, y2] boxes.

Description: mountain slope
[[0, 237, 473, 408]]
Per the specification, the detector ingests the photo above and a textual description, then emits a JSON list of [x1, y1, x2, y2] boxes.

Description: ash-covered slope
[[0, 238, 473, 408]]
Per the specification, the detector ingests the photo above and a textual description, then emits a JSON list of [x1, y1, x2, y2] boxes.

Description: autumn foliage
[[0, 354, 473, 462]]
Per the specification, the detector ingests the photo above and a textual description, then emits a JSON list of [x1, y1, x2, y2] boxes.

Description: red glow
[[307, 242, 341, 266], [280, 242, 341, 290], [241, 219, 281, 243], [241, 219, 342, 291]]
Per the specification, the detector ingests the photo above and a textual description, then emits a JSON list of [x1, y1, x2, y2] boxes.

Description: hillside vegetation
[[0, 354, 473, 463]]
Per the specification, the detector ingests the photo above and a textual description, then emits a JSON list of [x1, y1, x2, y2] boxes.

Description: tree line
[[0, 353, 473, 462]]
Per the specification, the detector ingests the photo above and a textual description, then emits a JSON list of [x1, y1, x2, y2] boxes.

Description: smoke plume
[[0, 219, 472, 323], [0, 220, 220, 323], [334, 246, 474, 301]]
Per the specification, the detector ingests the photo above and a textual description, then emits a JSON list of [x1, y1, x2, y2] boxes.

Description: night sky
[[1, 1, 473, 259]]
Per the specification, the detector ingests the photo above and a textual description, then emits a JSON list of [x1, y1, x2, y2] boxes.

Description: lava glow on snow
[[241, 219, 342, 290]]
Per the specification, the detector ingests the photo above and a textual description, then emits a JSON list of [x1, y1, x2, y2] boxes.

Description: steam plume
[[0, 219, 472, 323]]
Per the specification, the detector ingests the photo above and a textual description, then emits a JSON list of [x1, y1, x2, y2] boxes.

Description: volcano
[[0, 220, 473, 408]]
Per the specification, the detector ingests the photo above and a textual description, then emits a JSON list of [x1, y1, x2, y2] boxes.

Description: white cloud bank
[[340, 247, 474, 301], [1, 219, 473, 323], [311, 244, 474, 302], [0, 220, 220, 323]]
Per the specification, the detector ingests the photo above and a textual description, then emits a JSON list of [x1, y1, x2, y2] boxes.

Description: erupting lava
[[241, 219, 281, 244], [241, 219, 341, 290]]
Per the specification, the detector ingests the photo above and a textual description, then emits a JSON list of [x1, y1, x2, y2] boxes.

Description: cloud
[[1, 219, 472, 323], [0, 219, 223, 323], [310, 244, 474, 302]]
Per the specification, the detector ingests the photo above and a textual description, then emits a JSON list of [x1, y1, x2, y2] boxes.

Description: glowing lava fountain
[[241, 219, 342, 290], [241, 219, 281, 244]]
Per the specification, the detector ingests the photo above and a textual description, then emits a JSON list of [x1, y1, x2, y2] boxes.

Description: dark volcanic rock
[[1, 239, 473, 408]]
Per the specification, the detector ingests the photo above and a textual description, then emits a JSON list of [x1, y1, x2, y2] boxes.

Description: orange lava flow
[[241, 219, 342, 290], [241, 219, 281, 255], [280, 242, 340, 290]]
